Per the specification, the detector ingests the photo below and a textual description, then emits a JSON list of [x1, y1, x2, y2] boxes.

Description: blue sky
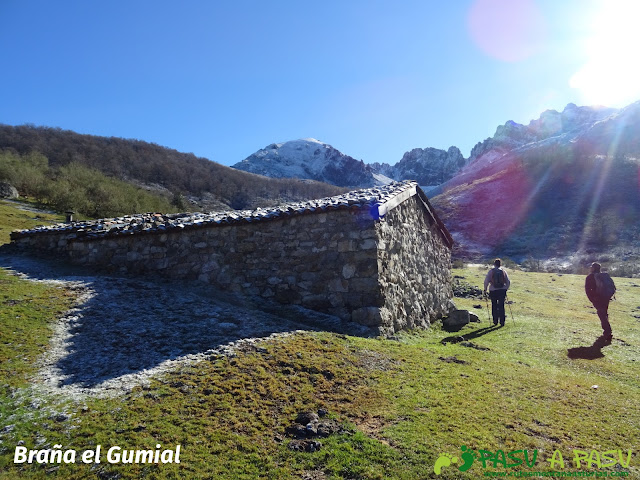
[[2, 0, 639, 166]]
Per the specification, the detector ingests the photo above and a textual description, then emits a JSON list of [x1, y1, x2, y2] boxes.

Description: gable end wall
[[375, 195, 454, 335]]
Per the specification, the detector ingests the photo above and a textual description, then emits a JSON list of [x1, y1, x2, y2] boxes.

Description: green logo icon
[[434, 446, 476, 475], [433, 453, 457, 475]]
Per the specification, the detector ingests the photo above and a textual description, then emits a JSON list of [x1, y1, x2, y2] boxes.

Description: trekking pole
[[484, 292, 491, 323], [506, 293, 515, 324]]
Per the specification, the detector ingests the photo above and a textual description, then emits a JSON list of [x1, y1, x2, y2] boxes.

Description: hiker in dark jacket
[[483, 259, 511, 326], [585, 262, 613, 342]]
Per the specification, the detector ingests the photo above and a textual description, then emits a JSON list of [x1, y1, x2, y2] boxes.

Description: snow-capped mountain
[[232, 139, 385, 188], [232, 104, 617, 192], [233, 139, 467, 189]]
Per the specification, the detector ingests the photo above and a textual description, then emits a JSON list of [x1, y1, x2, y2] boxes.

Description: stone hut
[[11, 181, 454, 335]]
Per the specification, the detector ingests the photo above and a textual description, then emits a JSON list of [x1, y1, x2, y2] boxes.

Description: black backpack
[[594, 272, 616, 300], [492, 268, 505, 288]]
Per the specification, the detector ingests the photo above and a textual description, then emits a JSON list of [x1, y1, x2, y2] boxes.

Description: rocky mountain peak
[[469, 103, 619, 165], [493, 120, 536, 145], [232, 139, 378, 188], [386, 146, 466, 187]]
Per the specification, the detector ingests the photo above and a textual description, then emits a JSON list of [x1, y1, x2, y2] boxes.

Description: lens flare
[[467, 0, 546, 62]]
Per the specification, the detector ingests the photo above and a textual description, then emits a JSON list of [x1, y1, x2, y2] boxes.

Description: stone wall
[[11, 184, 454, 335], [375, 195, 453, 335], [13, 208, 387, 325]]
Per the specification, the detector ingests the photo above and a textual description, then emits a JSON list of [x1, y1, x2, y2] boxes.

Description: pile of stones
[[285, 410, 348, 452], [453, 279, 483, 298]]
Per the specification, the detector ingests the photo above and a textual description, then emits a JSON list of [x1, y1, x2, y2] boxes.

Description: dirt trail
[[1, 199, 57, 214]]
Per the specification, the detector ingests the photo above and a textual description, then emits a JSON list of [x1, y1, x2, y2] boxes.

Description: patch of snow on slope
[[372, 173, 394, 185]]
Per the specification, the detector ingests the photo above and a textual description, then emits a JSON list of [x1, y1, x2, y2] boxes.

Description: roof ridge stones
[[11, 181, 421, 241]]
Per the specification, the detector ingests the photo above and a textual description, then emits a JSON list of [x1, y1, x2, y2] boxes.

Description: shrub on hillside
[[0, 125, 348, 212], [0, 151, 176, 218]]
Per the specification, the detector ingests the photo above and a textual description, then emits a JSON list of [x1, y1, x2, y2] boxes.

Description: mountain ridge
[[233, 139, 467, 189], [430, 101, 640, 263], [231, 103, 623, 193]]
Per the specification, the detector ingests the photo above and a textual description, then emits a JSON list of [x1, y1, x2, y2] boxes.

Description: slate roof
[[11, 180, 453, 247]]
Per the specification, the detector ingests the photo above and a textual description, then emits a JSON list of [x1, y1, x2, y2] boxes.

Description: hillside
[[0, 151, 179, 219], [431, 102, 640, 268], [0, 125, 347, 212]]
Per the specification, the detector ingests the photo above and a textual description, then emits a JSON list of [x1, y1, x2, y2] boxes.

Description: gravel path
[[0, 252, 370, 400], [1, 199, 57, 214]]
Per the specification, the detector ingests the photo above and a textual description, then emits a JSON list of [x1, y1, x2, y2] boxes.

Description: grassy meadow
[[0, 199, 639, 479]]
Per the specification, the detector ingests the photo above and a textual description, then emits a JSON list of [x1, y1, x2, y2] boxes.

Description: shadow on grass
[[0, 249, 373, 393], [441, 325, 502, 344], [567, 336, 611, 360]]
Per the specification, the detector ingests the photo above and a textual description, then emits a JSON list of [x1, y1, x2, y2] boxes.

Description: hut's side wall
[[12, 209, 384, 326], [375, 195, 454, 335]]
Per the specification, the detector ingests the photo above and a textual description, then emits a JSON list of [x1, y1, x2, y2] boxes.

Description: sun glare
[[569, 0, 640, 107]]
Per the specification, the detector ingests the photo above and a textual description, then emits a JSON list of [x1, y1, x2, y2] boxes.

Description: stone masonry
[[11, 181, 454, 335]]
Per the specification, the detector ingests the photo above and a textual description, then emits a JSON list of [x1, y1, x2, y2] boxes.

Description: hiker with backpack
[[585, 262, 616, 342], [483, 259, 511, 326]]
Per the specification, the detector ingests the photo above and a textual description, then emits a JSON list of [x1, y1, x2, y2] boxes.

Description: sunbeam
[[577, 155, 616, 253], [519, 162, 553, 220]]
